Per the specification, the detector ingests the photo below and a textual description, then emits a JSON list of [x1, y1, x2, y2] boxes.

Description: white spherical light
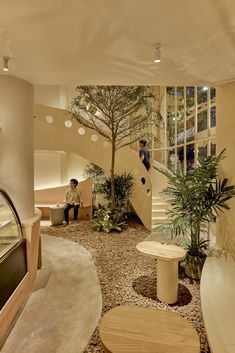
[[65, 120, 72, 128], [91, 134, 98, 142], [45, 115, 54, 124], [78, 127, 85, 135]]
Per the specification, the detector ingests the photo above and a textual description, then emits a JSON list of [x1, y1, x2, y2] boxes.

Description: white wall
[[67, 152, 89, 182], [34, 85, 77, 109], [0, 75, 34, 220], [34, 151, 89, 189], [34, 85, 60, 108]]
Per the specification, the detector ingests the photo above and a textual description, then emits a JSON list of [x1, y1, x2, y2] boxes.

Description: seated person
[[64, 178, 83, 225]]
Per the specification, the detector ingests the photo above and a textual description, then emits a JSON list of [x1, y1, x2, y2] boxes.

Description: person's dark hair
[[139, 139, 147, 146], [70, 178, 78, 186]]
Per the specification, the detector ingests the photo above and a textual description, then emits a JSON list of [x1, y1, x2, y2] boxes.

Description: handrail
[[149, 135, 216, 152]]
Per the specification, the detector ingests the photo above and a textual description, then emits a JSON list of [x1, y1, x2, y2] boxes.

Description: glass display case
[[0, 189, 27, 309]]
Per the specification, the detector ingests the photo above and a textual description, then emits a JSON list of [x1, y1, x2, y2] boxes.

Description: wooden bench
[[201, 251, 235, 353], [35, 178, 92, 220]]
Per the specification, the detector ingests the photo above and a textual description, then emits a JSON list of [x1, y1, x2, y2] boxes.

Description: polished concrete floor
[[1, 235, 102, 353]]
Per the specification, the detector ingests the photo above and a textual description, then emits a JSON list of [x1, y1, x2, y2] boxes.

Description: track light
[[2, 56, 10, 72], [154, 43, 161, 63]]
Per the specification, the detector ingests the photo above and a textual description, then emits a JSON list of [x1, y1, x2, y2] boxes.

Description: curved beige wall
[[34, 104, 152, 230], [0, 76, 34, 220], [216, 82, 235, 255]]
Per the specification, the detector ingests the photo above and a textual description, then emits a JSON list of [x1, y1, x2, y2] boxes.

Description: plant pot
[[185, 252, 206, 280]]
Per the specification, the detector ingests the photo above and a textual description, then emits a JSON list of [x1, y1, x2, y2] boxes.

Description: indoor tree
[[68, 86, 155, 209]]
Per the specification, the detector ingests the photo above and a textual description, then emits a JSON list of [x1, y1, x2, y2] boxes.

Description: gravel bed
[[41, 220, 210, 353]]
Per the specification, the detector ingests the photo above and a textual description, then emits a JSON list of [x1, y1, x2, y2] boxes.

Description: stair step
[[152, 209, 168, 213], [152, 216, 169, 221], [152, 202, 168, 206], [152, 196, 161, 200]]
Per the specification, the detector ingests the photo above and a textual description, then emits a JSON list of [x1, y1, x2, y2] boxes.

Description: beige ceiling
[[0, 0, 235, 86]]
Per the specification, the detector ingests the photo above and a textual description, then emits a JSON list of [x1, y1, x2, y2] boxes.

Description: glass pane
[[210, 106, 216, 128], [166, 87, 175, 147], [167, 149, 176, 172], [198, 141, 208, 162], [197, 87, 208, 105], [153, 111, 165, 152], [210, 87, 216, 101], [153, 150, 166, 166], [211, 141, 216, 156], [0, 190, 22, 256], [186, 117, 195, 142], [186, 144, 195, 174], [186, 87, 195, 142], [177, 147, 184, 173], [186, 87, 195, 108], [177, 87, 184, 145], [197, 109, 208, 132]]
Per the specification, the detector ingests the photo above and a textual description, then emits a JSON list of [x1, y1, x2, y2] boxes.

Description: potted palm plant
[[157, 149, 235, 279]]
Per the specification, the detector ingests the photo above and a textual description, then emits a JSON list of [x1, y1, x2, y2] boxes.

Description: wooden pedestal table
[[136, 241, 186, 304], [99, 305, 200, 353], [49, 205, 64, 226]]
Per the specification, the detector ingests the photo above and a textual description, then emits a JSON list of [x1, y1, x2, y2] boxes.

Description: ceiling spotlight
[[202, 86, 208, 91], [154, 43, 161, 63], [3, 56, 10, 72]]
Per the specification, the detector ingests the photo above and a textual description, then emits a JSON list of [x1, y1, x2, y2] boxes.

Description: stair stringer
[[34, 104, 152, 230]]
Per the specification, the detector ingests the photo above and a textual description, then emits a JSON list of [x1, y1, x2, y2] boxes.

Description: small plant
[[98, 173, 134, 210], [92, 206, 126, 233]]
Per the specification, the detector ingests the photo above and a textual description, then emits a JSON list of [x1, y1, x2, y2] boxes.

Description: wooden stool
[[49, 205, 64, 226], [136, 241, 186, 304], [99, 305, 200, 353]]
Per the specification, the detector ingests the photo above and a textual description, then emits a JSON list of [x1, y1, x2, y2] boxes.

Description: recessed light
[[2, 56, 10, 72], [154, 43, 161, 63]]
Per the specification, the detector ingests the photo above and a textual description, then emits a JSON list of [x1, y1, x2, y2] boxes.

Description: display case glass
[[0, 189, 23, 257], [0, 189, 27, 310]]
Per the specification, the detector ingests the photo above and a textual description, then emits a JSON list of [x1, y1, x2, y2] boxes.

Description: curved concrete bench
[[201, 251, 235, 353]]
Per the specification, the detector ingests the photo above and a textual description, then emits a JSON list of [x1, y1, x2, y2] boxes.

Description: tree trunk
[[190, 221, 201, 256], [110, 143, 116, 209]]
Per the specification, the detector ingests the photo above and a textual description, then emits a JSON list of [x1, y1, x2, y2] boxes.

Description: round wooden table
[[136, 241, 186, 304], [99, 305, 200, 353]]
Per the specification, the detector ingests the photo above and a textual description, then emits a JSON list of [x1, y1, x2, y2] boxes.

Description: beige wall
[[34, 150, 62, 189], [0, 76, 34, 220], [67, 152, 89, 182], [216, 82, 235, 255], [34, 85, 77, 109], [34, 150, 89, 189]]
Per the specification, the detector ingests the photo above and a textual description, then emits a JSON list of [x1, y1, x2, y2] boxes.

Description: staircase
[[151, 195, 170, 230]]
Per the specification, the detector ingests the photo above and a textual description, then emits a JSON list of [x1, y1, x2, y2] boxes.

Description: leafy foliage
[[92, 173, 134, 234], [92, 206, 127, 233], [157, 149, 235, 256], [98, 173, 134, 209], [68, 86, 155, 150]]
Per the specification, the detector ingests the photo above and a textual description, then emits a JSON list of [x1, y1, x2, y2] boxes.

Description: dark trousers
[[64, 203, 80, 223]]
